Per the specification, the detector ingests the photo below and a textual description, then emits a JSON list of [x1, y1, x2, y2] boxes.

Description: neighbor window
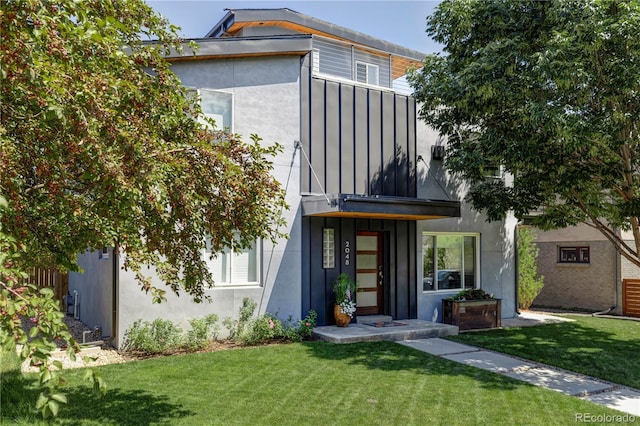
[[203, 237, 260, 286], [198, 89, 233, 131], [558, 246, 590, 264], [422, 233, 478, 291], [355, 61, 379, 85]]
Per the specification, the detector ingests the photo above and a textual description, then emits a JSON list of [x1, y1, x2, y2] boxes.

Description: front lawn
[[1, 341, 626, 425], [449, 314, 640, 389]]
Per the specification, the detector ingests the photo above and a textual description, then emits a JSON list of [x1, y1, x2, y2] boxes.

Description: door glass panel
[[356, 254, 377, 269], [357, 273, 377, 288], [357, 235, 377, 251], [356, 291, 377, 307]]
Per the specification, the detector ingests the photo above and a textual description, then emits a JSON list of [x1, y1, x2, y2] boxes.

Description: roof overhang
[[302, 194, 461, 221], [205, 9, 425, 79], [164, 35, 313, 62]]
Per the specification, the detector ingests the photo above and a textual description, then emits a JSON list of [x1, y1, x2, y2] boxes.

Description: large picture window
[[204, 237, 261, 286], [422, 233, 478, 292]]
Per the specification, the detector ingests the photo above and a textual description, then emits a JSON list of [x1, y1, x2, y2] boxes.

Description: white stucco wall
[[414, 124, 517, 321], [111, 56, 303, 348]]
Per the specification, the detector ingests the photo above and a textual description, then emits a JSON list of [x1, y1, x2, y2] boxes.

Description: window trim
[[421, 232, 480, 292], [558, 246, 590, 264]]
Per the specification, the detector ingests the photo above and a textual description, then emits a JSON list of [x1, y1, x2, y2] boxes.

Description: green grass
[[1, 341, 628, 425], [448, 315, 640, 389]]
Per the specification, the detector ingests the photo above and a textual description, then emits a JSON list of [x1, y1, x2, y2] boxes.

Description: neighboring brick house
[[533, 224, 640, 315]]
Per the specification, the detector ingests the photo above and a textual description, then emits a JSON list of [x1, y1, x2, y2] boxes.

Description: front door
[[356, 231, 384, 315]]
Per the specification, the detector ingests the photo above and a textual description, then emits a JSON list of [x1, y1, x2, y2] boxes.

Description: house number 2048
[[344, 240, 351, 266]]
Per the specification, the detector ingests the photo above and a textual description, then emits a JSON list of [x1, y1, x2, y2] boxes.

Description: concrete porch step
[[313, 319, 458, 344]]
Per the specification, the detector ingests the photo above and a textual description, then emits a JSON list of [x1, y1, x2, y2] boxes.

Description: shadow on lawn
[[302, 340, 524, 391], [1, 371, 194, 425], [452, 318, 640, 360], [448, 317, 640, 388]]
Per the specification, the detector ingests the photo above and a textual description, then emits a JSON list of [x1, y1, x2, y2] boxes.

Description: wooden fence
[[23, 267, 69, 309], [623, 279, 640, 318]]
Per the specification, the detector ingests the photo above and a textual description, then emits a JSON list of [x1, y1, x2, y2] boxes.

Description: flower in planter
[[333, 273, 357, 318]]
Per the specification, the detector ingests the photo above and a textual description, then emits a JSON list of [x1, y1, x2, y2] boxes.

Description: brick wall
[[621, 242, 640, 279], [534, 240, 616, 311]]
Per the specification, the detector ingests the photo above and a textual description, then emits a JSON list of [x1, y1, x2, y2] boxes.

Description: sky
[[147, 1, 443, 54]]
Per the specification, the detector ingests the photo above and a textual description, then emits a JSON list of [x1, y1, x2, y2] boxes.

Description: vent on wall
[[432, 145, 445, 161]]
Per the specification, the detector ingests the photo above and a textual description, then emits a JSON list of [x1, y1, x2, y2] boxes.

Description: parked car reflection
[[423, 270, 461, 291]]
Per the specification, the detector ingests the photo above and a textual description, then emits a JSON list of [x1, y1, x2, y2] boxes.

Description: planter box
[[442, 299, 501, 331]]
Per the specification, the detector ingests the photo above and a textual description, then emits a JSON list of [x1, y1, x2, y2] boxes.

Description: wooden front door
[[356, 231, 384, 315]]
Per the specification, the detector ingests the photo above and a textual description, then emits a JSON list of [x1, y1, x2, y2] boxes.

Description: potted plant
[[333, 273, 357, 327], [442, 289, 501, 330]]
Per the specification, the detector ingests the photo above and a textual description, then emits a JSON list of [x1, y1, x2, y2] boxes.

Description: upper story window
[[198, 89, 233, 131], [558, 246, 590, 264], [356, 61, 379, 85]]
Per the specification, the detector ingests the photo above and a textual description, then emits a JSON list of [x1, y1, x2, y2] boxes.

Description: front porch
[[312, 315, 458, 344]]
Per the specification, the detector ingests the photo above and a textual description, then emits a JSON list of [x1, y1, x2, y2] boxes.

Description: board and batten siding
[[301, 57, 416, 198]]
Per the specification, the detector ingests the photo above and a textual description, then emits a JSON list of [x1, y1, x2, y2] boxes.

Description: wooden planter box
[[442, 299, 501, 331]]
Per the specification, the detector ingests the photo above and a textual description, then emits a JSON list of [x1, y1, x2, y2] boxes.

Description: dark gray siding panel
[[354, 86, 369, 195], [302, 74, 417, 198], [325, 81, 340, 193], [340, 85, 355, 194], [368, 91, 382, 195], [310, 78, 326, 194], [302, 217, 417, 325]]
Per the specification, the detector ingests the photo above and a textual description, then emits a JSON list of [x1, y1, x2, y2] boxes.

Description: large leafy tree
[[1, 0, 286, 416], [409, 0, 640, 266]]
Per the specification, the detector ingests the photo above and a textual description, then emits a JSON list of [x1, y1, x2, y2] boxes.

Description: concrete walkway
[[399, 317, 640, 417]]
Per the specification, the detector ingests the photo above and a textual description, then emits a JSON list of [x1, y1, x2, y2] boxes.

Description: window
[[355, 61, 379, 85], [198, 89, 233, 131], [422, 233, 478, 291], [558, 246, 590, 264], [99, 247, 109, 260], [203, 237, 261, 286], [323, 228, 335, 269]]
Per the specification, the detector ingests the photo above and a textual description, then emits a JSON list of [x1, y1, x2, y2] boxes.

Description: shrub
[[185, 314, 220, 351], [296, 310, 317, 340], [518, 228, 545, 310], [241, 313, 285, 346], [223, 297, 257, 340], [122, 318, 183, 355]]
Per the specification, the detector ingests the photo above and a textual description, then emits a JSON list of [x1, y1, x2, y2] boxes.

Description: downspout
[[107, 244, 119, 347]]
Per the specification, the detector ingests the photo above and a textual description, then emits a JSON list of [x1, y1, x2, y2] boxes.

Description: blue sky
[[147, 1, 443, 54]]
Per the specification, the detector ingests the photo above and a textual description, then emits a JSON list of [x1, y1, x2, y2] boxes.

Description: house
[[69, 8, 517, 348], [533, 224, 640, 316]]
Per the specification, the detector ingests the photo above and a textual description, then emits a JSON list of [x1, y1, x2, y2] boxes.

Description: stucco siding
[[109, 56, 303, 348], [414, 121, 517, 321]]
